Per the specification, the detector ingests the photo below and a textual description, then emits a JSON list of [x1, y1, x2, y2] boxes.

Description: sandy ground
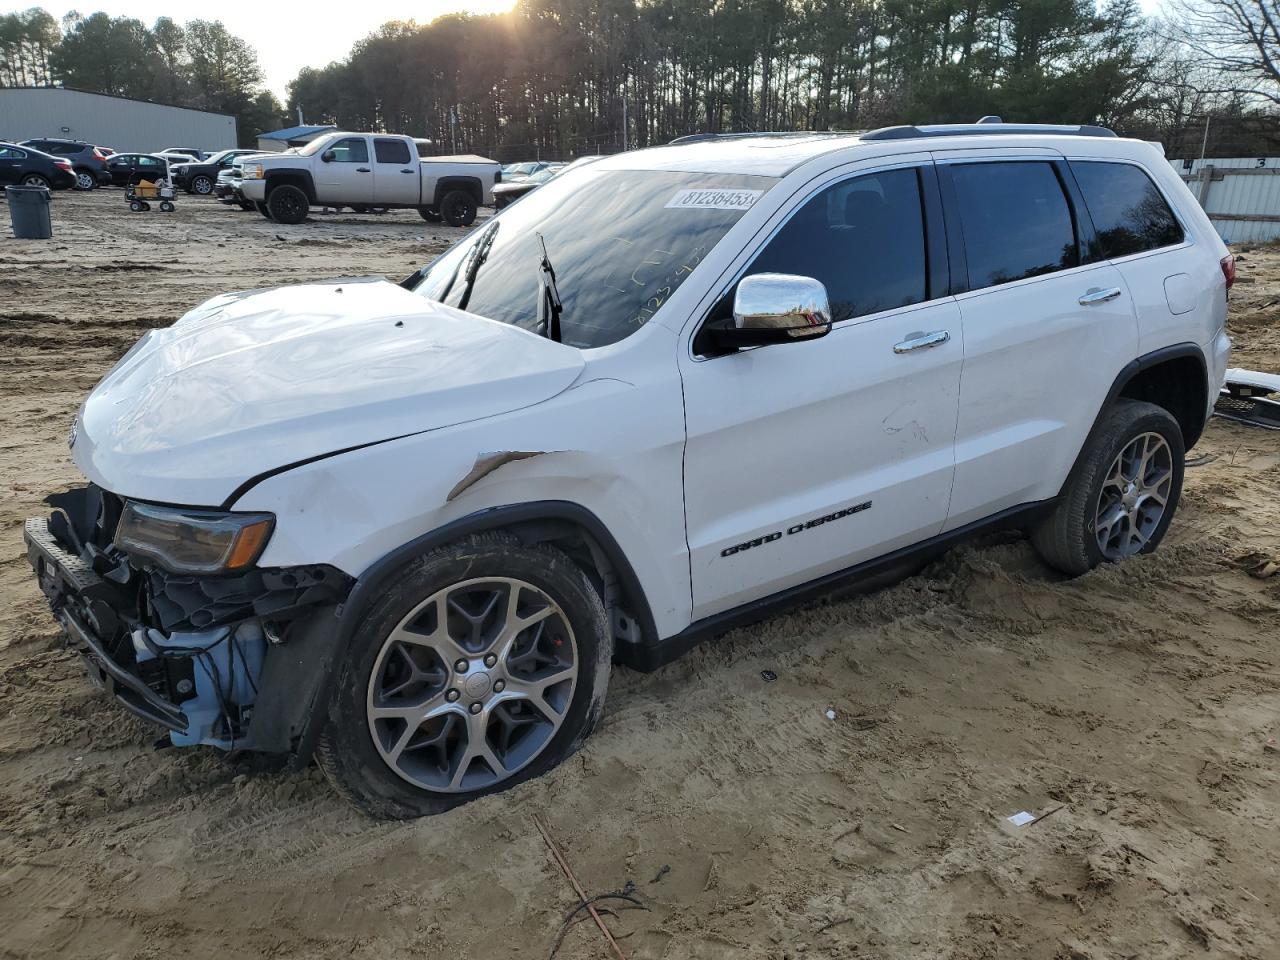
[[1, 190, 1278, 960]]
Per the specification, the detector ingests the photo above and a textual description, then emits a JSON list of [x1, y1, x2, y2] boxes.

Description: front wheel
[[1032, 399, 1184, 576], [316, 531, 612, 819], [267, 184, 308, 224], [254, 200, 273, 220], [439, 190, 477, 227], [191, 175, 213, 195]]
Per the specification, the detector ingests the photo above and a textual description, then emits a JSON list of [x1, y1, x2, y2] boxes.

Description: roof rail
[[861, 121, 1117, 141], [667, 131, 833, 145]]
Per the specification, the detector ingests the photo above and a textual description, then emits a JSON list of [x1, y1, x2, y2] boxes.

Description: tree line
[[0, 8, 284, 146], [3, 1, 1280, 160]]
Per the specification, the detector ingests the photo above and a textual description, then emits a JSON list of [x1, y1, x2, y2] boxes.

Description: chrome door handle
[[1078, 286, 1122, 305], [894, 330, 950, 354]]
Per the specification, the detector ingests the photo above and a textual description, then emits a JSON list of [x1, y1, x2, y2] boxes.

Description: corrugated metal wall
[[0, 88, 236, 153], [1170, 156, 1280, 244]]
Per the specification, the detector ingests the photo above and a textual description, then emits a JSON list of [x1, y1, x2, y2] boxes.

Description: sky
[[6, 1, 518, 101]]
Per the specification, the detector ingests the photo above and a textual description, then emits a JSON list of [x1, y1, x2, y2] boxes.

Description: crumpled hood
[[74, 279, 584, 506]]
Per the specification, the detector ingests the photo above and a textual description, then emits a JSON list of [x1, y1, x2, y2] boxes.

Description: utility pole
[[622, 99, 628, 152], [297, 105, 304, 126], [1198, 113, 1211, 169]]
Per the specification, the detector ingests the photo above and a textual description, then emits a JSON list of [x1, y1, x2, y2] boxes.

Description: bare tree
[[1173, 0, 1280, 102]]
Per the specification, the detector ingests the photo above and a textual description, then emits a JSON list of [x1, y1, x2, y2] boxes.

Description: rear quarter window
[[1070, 161, 1184, 258]]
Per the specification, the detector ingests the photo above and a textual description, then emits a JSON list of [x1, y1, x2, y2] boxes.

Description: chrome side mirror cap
[[703, 273, 833, 352]]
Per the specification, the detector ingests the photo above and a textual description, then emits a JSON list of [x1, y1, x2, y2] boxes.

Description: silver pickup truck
[[239, 132, 501, 226]]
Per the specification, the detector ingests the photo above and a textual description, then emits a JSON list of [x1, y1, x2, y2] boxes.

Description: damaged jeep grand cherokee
[[26, 123, 1232, 818]]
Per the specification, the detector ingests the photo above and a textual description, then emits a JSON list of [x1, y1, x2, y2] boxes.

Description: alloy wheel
[[366, 577, 578, 793], [75, 171, 95, 190], [1094, 431, 1173, 560], [193, 176, 212, 194]]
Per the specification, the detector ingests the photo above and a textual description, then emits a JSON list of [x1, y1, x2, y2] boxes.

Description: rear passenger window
[[374, 138, 411, 164], [1070, 161, 1184, 258], [949, 162, 1078, 290], [743, 167, 928, 322]]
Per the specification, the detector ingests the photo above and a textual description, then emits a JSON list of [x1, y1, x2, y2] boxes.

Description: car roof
[[593, 123, 1131, 177]]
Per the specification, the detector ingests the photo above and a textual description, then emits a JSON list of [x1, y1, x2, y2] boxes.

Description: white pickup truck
[[239, 132, 501, 226]]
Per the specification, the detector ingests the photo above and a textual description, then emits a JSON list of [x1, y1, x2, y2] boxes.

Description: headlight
[[241, 163, 263, 179], [114, 502, 274, 575]]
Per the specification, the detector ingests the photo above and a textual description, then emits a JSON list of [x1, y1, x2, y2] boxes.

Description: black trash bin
[[6, 185, 53, 239]]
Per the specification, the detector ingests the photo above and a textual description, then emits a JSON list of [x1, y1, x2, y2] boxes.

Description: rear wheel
[[21, 173, 49, 188], [191, 175, 213, 195], [316, 531, 612, 819], [439, 190, 477, 227], [1032, 400, 1184, 575], [74, 169, 97, 191], [418, 206, 442, 223], [267, 184, 309, 224]]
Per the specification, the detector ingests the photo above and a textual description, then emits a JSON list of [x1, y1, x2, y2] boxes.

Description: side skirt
[[622, 499, 1055, 673]]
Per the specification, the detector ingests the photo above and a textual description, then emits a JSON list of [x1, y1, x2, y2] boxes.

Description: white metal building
[[1171, 156, 1280, 244], [0, 87, 236, 154]]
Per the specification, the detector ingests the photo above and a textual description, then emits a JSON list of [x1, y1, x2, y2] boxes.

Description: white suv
[[25, 122, 1232, 818]]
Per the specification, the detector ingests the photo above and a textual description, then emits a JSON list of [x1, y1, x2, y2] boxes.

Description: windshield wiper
[[535, 232, 563, 343], [456, 220, 499, 312]]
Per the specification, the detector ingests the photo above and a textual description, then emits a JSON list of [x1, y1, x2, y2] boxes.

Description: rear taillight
[[54, 159, 72, 170], [1221, 254, 1236, 294], [93, 148, 107, 161]]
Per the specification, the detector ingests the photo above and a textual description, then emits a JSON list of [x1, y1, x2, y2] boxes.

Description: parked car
[[492, 156, 602, 208], [171, 149, 260, 195], [159, 147, 205, 162], [0, 141, 76, 190], [492, 165, 556, 208], [104, 153, 171, 187], [24, 122, 1230, 818], [19, 138, 112, 190], [501, 160, 555, 180], [238, 132, 500, 225]]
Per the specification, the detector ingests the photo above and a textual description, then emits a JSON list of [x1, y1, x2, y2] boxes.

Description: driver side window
[[722, 167, 930, 324], [329, 138, 370, 163]]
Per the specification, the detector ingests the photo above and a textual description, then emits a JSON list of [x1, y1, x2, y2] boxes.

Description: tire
[[439, 190, 477, 227], [159, 201, 174, 212], [1032, 399, 1185, 576], [316, 531, 612, 819], [267, 184, 308, 224], [418, 206, 442, 223], [254, 200, 273, 220], [191, 175, 213, 195], [238, 200, 255, 211], [129, 200, 143, 212], [74, 169, 97, 191], [350, 204, 370, 214], [21, 173, 49, 188]]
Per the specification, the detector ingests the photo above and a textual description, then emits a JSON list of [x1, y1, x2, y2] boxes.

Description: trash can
[[6, 185, 53, 239]]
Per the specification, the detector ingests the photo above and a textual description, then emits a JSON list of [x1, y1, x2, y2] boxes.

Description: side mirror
[[707, 273, 833, 352], [320, 150, 335, 163]]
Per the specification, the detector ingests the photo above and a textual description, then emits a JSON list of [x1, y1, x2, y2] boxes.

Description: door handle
[[894, 330, 950, 354], [400, 169, 414, 174], [356, 167, 371, 173], [1078, 286, 1122, 306]]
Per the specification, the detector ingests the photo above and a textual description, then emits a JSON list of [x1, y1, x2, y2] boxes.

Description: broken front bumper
[[24, 513, 351, 753], [26, 517, 189, 732]]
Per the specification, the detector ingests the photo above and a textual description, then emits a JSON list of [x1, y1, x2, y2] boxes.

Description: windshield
[[412, 168, 774, 348]]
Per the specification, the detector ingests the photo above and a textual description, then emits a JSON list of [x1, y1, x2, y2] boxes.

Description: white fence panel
[[1171, 158, 1280, 244]]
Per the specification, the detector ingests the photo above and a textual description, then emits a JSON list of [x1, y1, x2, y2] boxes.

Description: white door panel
[[314, 136, 374, 204], [372, 137, 420, 206], [683, 300, 962, 619]]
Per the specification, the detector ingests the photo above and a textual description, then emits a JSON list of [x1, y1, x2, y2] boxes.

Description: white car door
[[932, 149, 1139, 530], [680, 157, 963, 620], [313, 136, 375, 205], [372, 137, 421, 206]]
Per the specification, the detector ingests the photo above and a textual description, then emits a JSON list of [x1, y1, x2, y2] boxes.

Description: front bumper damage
[[24, 486, 353, 754]]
